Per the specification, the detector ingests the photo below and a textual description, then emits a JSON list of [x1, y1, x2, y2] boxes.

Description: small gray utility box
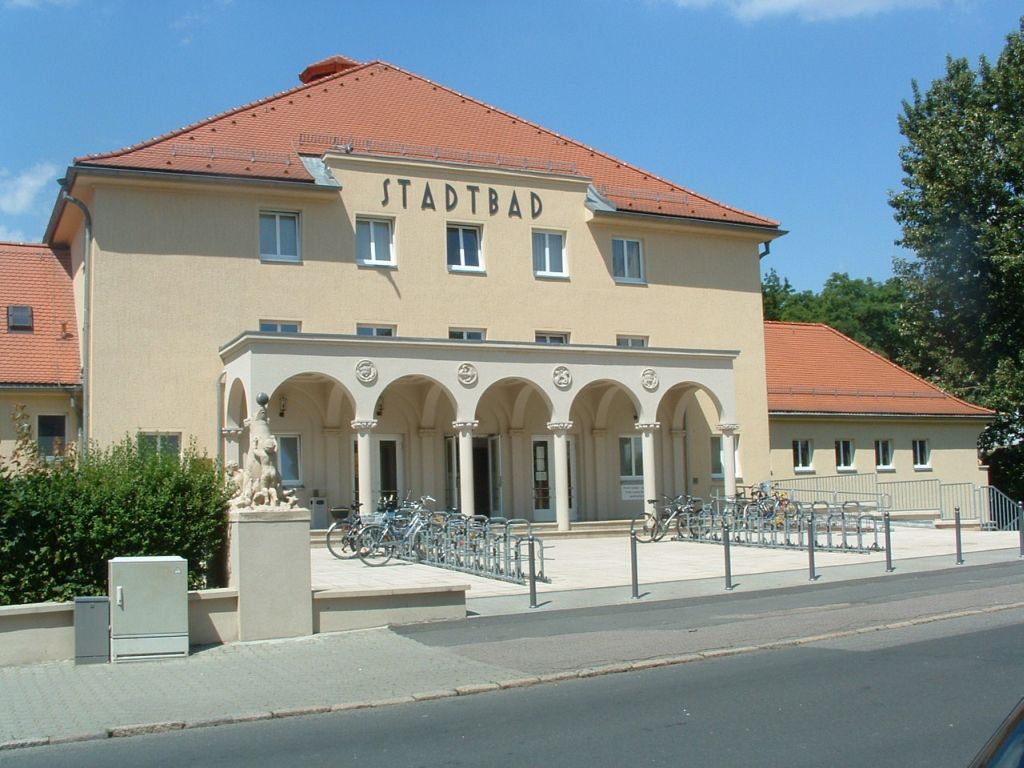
[[108, 556, 189, 663]]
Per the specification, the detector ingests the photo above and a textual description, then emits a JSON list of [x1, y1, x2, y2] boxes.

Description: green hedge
[[0, 438, 233, 606]]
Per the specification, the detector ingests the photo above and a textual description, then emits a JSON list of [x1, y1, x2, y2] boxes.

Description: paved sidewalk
[[1, 526, 1021, 750]]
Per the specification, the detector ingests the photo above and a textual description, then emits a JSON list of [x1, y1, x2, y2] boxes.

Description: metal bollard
[[723, 522, 734, 590], [528, 535, 538, 608], [1018, 501, 1023, 559], [883, 511, 894, 573], [630, 529, 639, 600], [954, 507, 964, 565], [807, 513, 817, 581]]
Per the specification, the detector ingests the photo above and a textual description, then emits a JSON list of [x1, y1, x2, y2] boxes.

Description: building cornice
[[219, 331, 739, 364]]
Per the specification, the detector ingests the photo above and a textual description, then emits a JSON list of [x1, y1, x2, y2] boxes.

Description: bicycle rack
[[391, 509, 549, 585], [673, 497, 886, 555]]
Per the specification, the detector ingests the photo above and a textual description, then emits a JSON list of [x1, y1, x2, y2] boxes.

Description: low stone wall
[[0, 584, 467, 666], [313, 584, 468, 633], [0, 601, 75, 666]]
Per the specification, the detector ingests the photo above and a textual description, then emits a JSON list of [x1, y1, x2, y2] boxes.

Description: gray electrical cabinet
[[108, 556, 189, 663], [74, 596, 110, 665]]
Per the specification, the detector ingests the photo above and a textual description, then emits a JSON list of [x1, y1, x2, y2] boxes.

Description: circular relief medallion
[[552, 365, 573, 390], [355, 359, 378, 385], [641, 368, 659, 392], [457, 362, 479, 387]]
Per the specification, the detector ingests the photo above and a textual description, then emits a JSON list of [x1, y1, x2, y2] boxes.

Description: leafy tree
[[761, 269, 906, 361], [889, 18, 1024, 499]]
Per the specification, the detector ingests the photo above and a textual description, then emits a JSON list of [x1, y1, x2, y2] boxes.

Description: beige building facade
[[50, 149, 778, 529]]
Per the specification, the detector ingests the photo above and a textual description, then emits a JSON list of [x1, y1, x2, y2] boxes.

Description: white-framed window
[[138, 432, 182, 456], [37, 415, 66, 457], [912, 439, 931, 469], [259, 211, 300, 262], [619, 436, 643, 478], [874, 439, 894, 470], [447, 224, 482, 271], [449, 328, 485, 341], [616, 335, 647, 348], [259, 320, 301, 333], [835, 439, 855, 471], [356, 217, 395, 266], [278, 434, 301, 487], [7, 305, 33, 333], [356, 324, 395, 337], [612, 238, 644, 283], [792, 439, 813, 472], [532, 230, 566, 277], [535, 332, 568, 344]]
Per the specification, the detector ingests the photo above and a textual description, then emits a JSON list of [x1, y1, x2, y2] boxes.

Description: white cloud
[[2, 0, 77, 9], [0, 163, 59, 216], [0, 223, 28, 242], [666, 0, 941, 21]]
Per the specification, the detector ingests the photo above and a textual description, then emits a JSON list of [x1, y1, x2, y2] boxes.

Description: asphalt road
[[5, 563, 1022, 768]]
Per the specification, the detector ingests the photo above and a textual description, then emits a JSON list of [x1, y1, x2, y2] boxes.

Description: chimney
[[299, 55, 361, 84]]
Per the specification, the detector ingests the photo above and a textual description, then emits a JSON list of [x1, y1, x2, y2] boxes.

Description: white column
[[352, 419, 377, 513], [671, 428, 687, 497], [637, 422, 661, 509], [508, 428, 525, 517], [548, 421, 573, 531], [719, 423, 738, 500], [454, 420, 478, 517], [221, 427, 243, 472], [591, 428, 607, 520]]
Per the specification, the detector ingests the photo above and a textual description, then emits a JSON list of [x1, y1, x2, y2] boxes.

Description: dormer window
[[7, 305, 33, 333]]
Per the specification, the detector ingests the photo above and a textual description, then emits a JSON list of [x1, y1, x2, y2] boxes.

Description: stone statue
[[230, 392, 296, 509]]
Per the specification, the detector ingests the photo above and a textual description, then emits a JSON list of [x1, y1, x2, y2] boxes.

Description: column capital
[[717, 423, 739, 435], [418, 427, 436, 438], [507, 427, 524, 437], [350, 419, 378, 432], [322, 427, 346, 437], [547, 421, 574, 433], [221, 427, 244, 438], [671, 428, 687, 438], [452, 420, 479, 432], [591, 428, 607, 438], [635, 422, 661, 432]]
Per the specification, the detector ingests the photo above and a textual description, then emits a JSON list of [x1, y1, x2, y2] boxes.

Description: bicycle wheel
[[357, 525, 395, 566], [635, 512, 658, 543], [650, 513, 669, 542], [326, 521, 359, 559]]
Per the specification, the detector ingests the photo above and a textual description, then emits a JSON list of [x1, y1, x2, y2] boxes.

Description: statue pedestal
[[228, 505, 312, 641]]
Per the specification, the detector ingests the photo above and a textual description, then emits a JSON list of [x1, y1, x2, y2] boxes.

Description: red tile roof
[[74, 57, 778, 229], [0, 243, 80, 387], [764, 321, 992, 418]]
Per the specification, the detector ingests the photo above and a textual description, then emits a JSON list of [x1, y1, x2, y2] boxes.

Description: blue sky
[[0, 0, 1020, 291]]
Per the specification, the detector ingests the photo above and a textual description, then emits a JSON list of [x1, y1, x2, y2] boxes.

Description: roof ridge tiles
[[75, 59, 384, 164], [379, 61, 778, 228], [71, 56, 778, 228]]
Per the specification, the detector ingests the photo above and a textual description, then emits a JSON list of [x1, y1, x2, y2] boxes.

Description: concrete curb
[[3, 600, 1022, 753]]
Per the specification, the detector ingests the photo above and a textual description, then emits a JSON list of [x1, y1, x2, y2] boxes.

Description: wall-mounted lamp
[[375, 400, 384, 417], [278, 395, 288, 418]]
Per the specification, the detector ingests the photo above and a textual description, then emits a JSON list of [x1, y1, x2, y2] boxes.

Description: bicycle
[[639, 495, 703, 542], [325, 501, 364, 559], [357, 495, 436, 566]]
